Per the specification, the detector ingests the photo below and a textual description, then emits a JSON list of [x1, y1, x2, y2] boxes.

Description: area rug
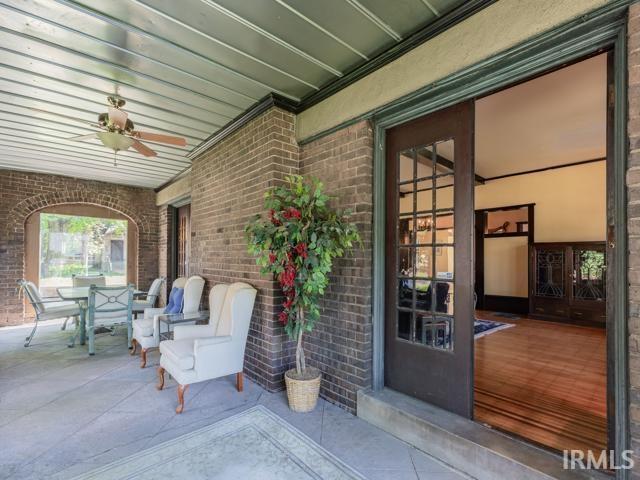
[[474, 319, 514, 339], [68, 405, 364, 480]]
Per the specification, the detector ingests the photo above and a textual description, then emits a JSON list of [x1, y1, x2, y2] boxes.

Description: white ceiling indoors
[[475, 53, 607, 179], [0, 0, 466, 188]]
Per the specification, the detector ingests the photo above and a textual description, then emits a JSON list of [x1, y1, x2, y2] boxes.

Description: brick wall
[[186, 109, 374, 408], [299, 121, 374, 412], [0, 170, 158, 326], [189, 107, 298, 391], [628, 2, 640, 475]]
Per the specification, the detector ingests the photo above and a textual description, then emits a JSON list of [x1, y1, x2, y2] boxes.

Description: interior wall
[[476, 161, 606, 242], [483, 236, 529, 297], [478, 161, 606, 299]]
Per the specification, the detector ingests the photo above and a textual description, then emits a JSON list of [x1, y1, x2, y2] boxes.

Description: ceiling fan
[[69, 96, 187, 164]]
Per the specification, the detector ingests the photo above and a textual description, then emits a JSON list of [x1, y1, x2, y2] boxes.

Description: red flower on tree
[[282, 207, 301, 220], [268, 209, 281, 226], [268, 252, 277, 264], [278, 310, 289, 325], [294, 242, 308, 259], [283, 296, 294, 309], [278, 263, 296, 289]]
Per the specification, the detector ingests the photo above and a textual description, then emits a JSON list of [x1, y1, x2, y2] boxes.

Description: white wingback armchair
[[131, 275, 205, 367], [132, 277, 165, 317], [157, 282, 257, 413]]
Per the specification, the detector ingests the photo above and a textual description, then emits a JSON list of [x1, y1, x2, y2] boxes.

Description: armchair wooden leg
[[236, 372, 243, 392], [140, 348, 148, 368], [176, 384, 189, 414], [156, 366, 165, 391], [130, 338, 138, 356]]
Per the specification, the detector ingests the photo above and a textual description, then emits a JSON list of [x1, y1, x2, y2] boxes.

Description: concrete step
[[357, 388, 611, 480]]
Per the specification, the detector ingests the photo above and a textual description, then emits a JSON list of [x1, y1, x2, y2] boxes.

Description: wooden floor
[[474, 312, 607, 453]]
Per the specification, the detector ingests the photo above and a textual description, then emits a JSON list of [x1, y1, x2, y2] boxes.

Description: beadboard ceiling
[[0, 0, 465, 188]]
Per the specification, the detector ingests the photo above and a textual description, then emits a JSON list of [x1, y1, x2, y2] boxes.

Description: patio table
[[156, 311, 210, 341], [57, 286, 144, 350]]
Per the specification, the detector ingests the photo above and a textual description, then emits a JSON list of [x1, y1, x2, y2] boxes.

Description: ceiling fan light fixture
[[96, 131, 135, 152]]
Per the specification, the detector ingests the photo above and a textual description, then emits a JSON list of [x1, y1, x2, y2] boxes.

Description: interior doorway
[[384, 52, 611, 455], [472, 53, 608, 454]]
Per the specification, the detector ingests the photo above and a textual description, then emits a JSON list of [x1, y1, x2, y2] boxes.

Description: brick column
[[189, 107, 299, 390], [627, 2, 640, 475], [299, 120, 375, 412]]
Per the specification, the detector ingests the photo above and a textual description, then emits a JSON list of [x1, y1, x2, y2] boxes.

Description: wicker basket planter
[[285, 367, 321, 413]]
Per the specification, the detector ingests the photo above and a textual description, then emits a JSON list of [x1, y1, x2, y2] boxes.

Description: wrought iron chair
[[17, 280, 80, 347], [85, 284, 134, 355]]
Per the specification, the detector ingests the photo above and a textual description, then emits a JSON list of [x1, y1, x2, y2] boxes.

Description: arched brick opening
[[1, 182, 158, 326], [24, 203, 140, 297]]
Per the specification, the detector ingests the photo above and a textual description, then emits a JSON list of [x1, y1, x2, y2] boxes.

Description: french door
[[384, 101, 475, 418], [176, 204, 191, 278]]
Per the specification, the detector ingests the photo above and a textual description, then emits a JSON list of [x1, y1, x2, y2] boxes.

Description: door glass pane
[[436, 175, 454, 211], [435, 247, 454, 280], [399, 215, 413, 245], [436, 212, 454, 241], [416, 146, 434, 178], [573, 249, 606, 301], [415, 247, 433, 278], [414, 213, 434, 244], [398, 309, 412, 340], [535, 249, 565, 297], [417, 313, 452, 348], [398, 279, 414, 309], [398, 247, 413, 276], [396, 139, 455, 351], [433, 281, 454, 314], [399, 150, 415, 183], [416, 179, 433, 211]]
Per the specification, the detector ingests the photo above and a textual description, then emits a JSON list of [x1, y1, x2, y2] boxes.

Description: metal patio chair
[[85, 284, 134, 355], [17, 279, 80, 347]]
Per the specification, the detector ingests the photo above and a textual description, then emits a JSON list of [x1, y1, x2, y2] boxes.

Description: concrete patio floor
[[0, 321, 467, 480]]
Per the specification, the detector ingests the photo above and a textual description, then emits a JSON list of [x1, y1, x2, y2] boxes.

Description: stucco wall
[[296, 0, 610, 141]]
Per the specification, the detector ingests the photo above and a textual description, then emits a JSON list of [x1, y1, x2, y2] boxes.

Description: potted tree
[[245, 175, 361, 412]]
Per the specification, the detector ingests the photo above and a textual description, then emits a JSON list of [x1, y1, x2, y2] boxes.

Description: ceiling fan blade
[[131, 140, 157, 157], [68, 133, 98, 141], [108, 106, 128, 129], [134, 131, 187, 147]]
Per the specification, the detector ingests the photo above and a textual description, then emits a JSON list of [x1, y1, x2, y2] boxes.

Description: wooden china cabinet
[[529, 242, 606, 326]]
